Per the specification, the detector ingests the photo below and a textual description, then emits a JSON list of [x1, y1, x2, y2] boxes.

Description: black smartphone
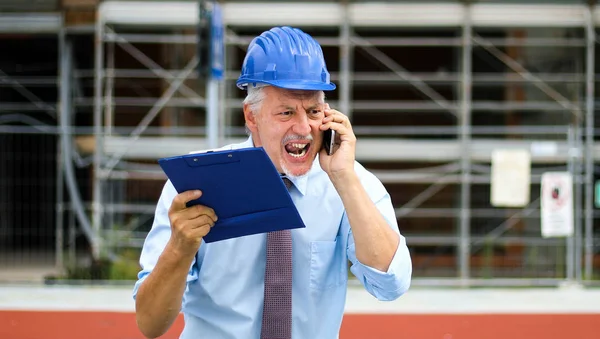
[[323, 129, 335, 156]]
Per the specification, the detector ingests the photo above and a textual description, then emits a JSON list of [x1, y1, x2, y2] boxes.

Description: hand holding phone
[[319, 103, 357, 176], [323, 128, 335, 156]]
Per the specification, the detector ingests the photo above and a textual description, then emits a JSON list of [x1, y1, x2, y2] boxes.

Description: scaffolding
[[0, 12, 66, 280], [2, 1, 599, 285], [85, 1, 600, 287]]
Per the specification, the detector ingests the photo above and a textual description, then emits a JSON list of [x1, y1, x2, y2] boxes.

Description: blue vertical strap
[[210, 2, 224, 80]]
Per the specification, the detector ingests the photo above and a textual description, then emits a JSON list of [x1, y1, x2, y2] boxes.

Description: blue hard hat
[[236, 26, 336, 91]]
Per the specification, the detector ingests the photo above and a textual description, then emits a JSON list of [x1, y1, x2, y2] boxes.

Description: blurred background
[[1, 0, 600, 338]]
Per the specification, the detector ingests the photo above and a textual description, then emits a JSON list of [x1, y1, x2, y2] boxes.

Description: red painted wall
[[1, 311, 598, 339]]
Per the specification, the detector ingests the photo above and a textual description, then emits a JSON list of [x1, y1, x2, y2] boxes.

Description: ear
[[243, 103, 258, 134]]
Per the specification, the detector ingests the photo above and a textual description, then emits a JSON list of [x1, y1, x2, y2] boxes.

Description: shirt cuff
[[350, 236, 412, 299], [132, 271, 149, 300], [132, 264, 199, 301]]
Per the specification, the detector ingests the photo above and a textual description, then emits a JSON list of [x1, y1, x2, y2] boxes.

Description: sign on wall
[[490, 149, 531, 207], [540, 172, 574, 238]]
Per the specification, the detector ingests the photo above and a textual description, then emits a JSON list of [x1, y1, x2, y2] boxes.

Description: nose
[[291, 112, 311, 136]]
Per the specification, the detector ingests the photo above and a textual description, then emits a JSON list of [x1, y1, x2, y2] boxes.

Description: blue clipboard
[[157, 147, 306, 243]]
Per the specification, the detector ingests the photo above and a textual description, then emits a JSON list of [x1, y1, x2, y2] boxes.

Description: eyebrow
[[274, 104, 321, 111], [275, 105, 296, 111]]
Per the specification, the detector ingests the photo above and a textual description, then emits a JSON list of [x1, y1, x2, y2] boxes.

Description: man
[[134, 26, 412, 339]]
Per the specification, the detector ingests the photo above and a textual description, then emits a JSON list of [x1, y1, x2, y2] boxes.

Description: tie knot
[[281, 177, 293, 190]]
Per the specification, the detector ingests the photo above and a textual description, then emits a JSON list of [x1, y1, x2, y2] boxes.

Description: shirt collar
[[233, 135, 255, 149], [282, 171, 309, 196], [241, 135, 313, 196]]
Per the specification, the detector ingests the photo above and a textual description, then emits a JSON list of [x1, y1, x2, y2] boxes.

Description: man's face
[[244, 86, 324, 177]]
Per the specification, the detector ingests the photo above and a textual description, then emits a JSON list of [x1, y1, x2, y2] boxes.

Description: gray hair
[[243, 86, 266, 135], [243, 85, 267, 115]]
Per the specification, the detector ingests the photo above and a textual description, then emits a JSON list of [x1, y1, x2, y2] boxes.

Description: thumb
[[171, 190, 202, 211]]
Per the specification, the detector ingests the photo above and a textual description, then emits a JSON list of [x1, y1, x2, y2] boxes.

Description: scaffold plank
[[0, 13, 62, 33], [98, 1, 596, 28], [85, 136, 598, 163]]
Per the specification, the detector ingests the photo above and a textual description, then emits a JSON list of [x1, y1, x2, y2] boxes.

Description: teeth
[[288, 148, 307, 158], [291, 143, 307, 149]]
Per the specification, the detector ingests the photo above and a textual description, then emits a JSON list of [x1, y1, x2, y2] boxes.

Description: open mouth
[[284, 142, 311, 158]]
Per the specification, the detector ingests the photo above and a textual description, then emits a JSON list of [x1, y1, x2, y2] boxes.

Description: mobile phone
[[323, 129, 335, 156]]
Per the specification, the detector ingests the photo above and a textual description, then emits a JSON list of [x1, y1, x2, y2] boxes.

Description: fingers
[[178, 204, 218, 224], [170, 190, 217, 219], [319, 121, 356, 143], [170, 190, 201, 213], [169, 190, 219, 230], [190, 214, 217, 228], [322, 107, 352, 129], [167, 190, 218, 255], [321, 106, 356, 144], [178, 215, 215, 234], [170, 220, 212, 254], [191, 224, 212, 238]]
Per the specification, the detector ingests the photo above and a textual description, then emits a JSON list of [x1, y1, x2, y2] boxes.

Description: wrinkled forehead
[[271, 88, 324, 107]]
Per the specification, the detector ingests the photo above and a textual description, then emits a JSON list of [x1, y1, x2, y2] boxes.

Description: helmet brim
[[237, 79, 336, 91]]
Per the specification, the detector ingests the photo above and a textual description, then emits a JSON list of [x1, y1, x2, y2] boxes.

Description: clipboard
[[157, 147, 306, 243]]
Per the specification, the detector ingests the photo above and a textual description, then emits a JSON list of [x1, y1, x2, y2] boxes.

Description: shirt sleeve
[[132, 180, 200, 300], [345, 166, 413, 301]]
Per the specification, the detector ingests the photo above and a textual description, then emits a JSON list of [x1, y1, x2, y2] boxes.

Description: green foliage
[[45, 249, 141, 283], [482, 239, 494, 279], [109, 249, 142, 281]]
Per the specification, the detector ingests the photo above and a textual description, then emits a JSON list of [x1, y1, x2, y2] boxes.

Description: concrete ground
[[1, 283, 599, 339], [1, 283, 600, 314]]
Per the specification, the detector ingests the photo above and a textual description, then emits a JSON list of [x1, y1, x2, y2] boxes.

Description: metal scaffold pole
[[584, 4, 596, 282], [92, 10, 105, 260], [339, 0, 353, 120], [56, 27, 66, 271], [458, 5, 473, 285]]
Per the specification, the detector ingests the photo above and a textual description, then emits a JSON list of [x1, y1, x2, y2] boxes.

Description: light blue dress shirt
[[133, 136, 412, 339]]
